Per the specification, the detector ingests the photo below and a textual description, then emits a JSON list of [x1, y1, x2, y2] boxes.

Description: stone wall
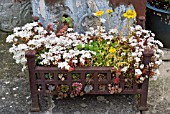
[[0, 0, 32, 32], [32, 0, 135, 33], [0, 0, 135, 33]]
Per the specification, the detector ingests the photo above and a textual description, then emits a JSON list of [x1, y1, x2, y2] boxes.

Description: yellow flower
[[109, 47, 116, 53], [106, 9, 113, 14], [123, 9, 136, 19], [95, 10, 104, 17]]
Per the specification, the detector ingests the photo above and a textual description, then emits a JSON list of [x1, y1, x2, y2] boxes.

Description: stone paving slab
[[162, 48, 170, 61], [146, 61, 170, 114]]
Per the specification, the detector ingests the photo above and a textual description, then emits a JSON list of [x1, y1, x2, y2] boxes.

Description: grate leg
[[139, 78, 149, 111], [30, 94, 40, 112]]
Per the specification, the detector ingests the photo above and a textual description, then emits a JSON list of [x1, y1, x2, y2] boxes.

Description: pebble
[[14, 94, 17, 97], [74, 111, 81, 114], [10, 105, 12, 108], [1, 97, 5, 100], [162, 49, 170, 60], [167, 107, 170, 110], [80, 103, 88, 108], [27, 101, 32, 105], [82, 97, 86, 100], [6, 92, 9, 95], [142, 111, 150, 114], [26, 96, 30, 99], [136, 112, 141, 114], [105, 110, 109, 114], [106, 100, 109, 104], [97, 96, 106, 102], [13, 88, 17, 90], [4, 81, 10, 84]]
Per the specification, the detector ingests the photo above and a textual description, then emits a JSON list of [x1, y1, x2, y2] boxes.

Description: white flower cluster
[[6, 22, 42, 71], [129, 25, 164, 82], [6, 22, 99, 71], [9, 44, 28, 71], [37, 33, 96, 70]]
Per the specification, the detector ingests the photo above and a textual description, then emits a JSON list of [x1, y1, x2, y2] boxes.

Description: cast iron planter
[[146, 3, 170, 48], [26, 50, 153, 112]]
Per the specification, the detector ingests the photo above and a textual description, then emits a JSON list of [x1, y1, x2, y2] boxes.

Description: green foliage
[[68, 23, 73, 28], [7, 31, 13, 35], [65, 17, 72, 24], [76, 34, 133, 70], [150, 0, 170, 11], [61, 17, 73, 27], [61, 17, 66, 23], [36, 48, 49, 66], [72, 73, 80, 79], [77, 44, 82, 50], [165, 0, 170, 3], [44, 73, 53, 79], [85, 73, 91, 77], [61, 85, 69, 93]]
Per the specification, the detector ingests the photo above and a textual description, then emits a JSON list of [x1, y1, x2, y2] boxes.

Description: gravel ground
[[0, 77, 137, 114], [0, 31, 170, 114]]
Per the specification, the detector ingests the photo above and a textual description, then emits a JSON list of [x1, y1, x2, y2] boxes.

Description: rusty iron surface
[[26, 49, 153, 112]]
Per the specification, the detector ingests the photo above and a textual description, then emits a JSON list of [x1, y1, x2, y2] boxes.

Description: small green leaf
[[122, 46, 128, 49], [93, 47, 99, 51], [96, 53, 101, 57], [77, 44, 82, 50], [72, 75, 77, 79], [86, 73, 91, 77], [85, 44, 89, 50], [89, 45, 94, 50], [61, 17, 66, 23], [68, 23, 73, 27], [66, 17, 72, 24], [49, 75, 53, 79], [112, 42, 117, 47], [45, 73, 49, 78]]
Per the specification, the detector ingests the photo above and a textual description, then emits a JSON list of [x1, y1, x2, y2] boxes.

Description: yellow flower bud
[[109, 47, 116, 53], [106, 9, 113, 14], [123, 9, 136, 19], [95, 10, 104, 17]]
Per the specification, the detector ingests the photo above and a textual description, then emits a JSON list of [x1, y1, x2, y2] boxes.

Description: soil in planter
[[148, 0, 170, 11], [146, 2, 170, 48], [98, 73, 107, 81]]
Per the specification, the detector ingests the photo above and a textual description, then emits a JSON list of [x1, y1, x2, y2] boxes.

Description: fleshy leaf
[[65, 17, 72, 24], [61, 17, 66, 23], [84, 85, 93, 93]]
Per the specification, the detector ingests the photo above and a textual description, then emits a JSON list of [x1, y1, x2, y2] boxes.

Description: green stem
[[121, 21, 128, 38], [127, 19, 130, 37], [107, 14, 111, 30], [121, 18, 131, 40], [98, 17, 101, 36]]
